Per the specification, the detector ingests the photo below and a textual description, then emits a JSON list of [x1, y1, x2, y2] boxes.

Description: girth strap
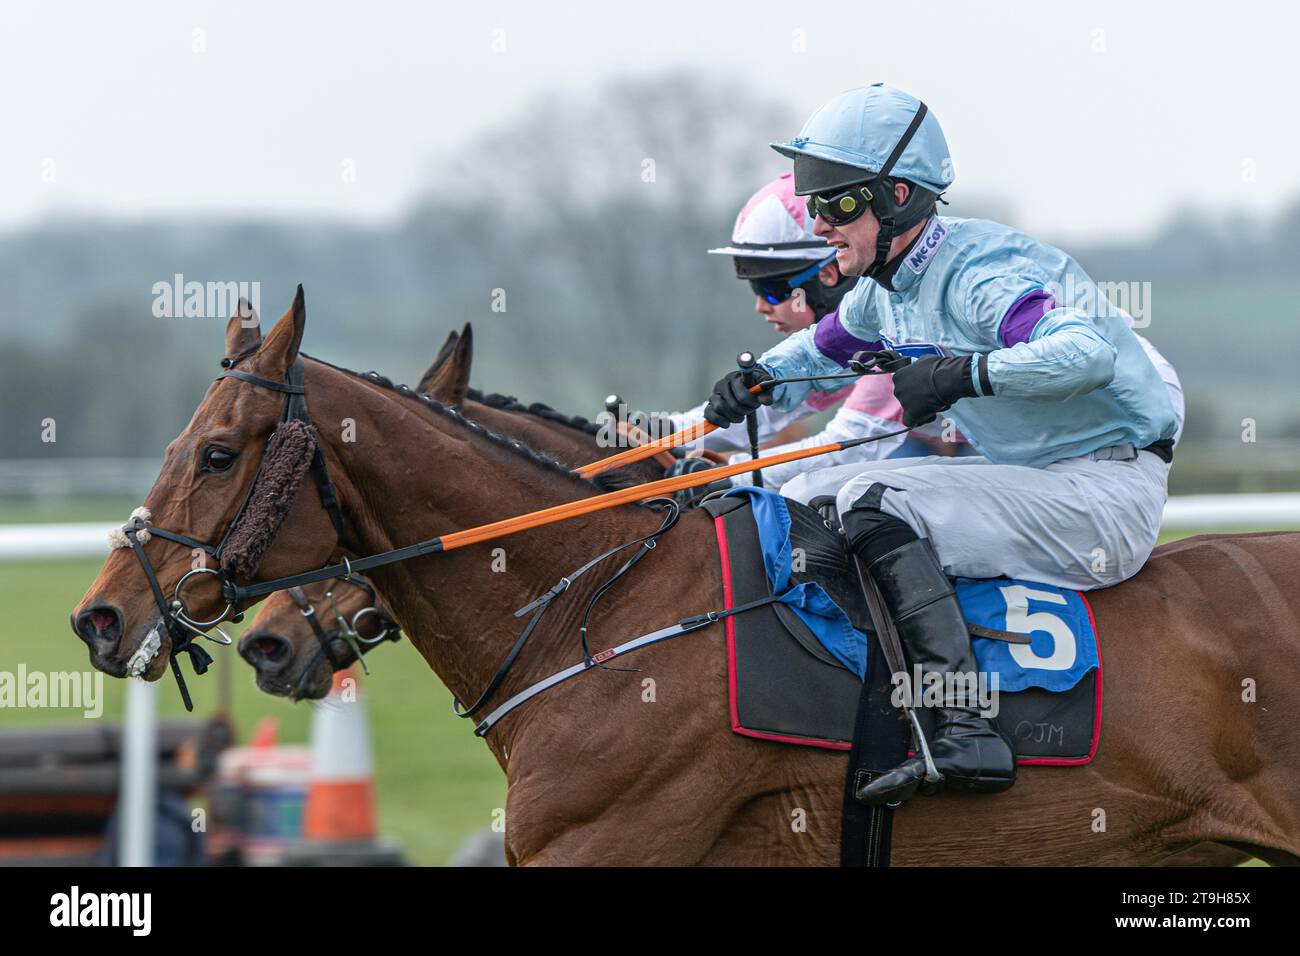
[[472, 594, 782, 736]]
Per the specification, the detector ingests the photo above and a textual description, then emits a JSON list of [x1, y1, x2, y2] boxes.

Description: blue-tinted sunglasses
[[748, 255, 836, 305]]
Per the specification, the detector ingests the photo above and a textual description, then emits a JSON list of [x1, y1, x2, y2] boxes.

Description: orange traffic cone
[[248, 715, 279, 749], [301, 668, 377, 841]]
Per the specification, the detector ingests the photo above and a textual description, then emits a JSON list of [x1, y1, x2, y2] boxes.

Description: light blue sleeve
[[754, 287, 873, 408], [754, 326, 846, 411], [949, 254, 1117, 401]]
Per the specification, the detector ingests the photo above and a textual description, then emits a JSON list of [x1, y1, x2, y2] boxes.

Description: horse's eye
[[201, 446, 237, 472]]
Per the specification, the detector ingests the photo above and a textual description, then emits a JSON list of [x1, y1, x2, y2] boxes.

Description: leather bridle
[[286, 574, 401, 675], [118, 353, 344, 709]]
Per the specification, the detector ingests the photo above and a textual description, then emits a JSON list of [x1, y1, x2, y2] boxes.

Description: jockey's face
[[753, 263, 840, 336], [812, 180, 913, 277]]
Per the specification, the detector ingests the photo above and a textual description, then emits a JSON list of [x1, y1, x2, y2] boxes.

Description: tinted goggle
[[806, 182, 875, 227], [748, 255, 835, 305]]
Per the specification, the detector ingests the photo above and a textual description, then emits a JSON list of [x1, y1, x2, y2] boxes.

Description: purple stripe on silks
[[998, 290, 1058, 348], [812, 308, 883, 368]]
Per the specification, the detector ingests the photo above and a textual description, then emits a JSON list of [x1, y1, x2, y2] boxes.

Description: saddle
[[702, 490, 1101, 764]]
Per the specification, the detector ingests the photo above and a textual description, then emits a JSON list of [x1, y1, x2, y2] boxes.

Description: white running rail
[[3, 494, 1300, 562]]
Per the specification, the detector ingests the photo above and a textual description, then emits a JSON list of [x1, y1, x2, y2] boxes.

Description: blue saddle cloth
[[722, 487, 1098, 694]]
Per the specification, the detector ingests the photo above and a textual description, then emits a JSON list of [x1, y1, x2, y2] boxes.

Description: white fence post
[[118, 677, 158, 867]]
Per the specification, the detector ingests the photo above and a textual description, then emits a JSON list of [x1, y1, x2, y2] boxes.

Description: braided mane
[[302, 355, 641, 498], [466, 388, 603, 438]]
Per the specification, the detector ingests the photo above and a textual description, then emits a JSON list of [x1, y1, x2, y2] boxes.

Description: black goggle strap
[[864, 101, 928, 276], [878, 101, 928, 182]]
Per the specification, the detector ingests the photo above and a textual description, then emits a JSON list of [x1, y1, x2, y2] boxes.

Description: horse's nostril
[[73, 604, 122, 647], [241, 633, 291, 668]]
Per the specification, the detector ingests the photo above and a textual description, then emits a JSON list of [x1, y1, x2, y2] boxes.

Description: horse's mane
[[466, 388, 603, 438], [301, 354, 644, 500]]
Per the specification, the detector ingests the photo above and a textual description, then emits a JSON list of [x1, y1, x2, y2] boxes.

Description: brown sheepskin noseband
[[221, 419, 318, 579]]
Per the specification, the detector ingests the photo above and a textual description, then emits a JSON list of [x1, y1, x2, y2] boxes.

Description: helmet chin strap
[[865, 212, 898, 280], [858, 101, 932, 281]]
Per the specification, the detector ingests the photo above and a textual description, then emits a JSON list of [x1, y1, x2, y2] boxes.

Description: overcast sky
[[3, 0, 1297, 242]]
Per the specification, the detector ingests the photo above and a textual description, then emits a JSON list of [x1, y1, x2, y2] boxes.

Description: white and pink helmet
[[708, 172, 835, 279]]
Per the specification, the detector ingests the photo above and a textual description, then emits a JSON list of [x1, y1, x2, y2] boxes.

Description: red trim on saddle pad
[[1017, 592, 1102, 767], [714, 514, 1103, 765]]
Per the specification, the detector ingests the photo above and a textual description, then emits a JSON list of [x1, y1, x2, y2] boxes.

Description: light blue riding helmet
[[771, 84, 953, 277], [771, 83, 954, 195]]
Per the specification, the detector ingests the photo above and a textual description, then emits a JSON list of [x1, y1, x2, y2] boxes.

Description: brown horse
[[72, 290, 1300, 865], [239, 322, 667, 699]]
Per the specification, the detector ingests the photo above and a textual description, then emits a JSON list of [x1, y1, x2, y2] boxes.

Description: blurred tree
[[406, 71, 797, 414]]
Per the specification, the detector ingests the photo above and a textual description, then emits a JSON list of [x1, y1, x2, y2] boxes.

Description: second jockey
[[667, 172, 959, 488]]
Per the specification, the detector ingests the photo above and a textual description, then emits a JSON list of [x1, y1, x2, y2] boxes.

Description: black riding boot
[[855, 537, 1016, 806]]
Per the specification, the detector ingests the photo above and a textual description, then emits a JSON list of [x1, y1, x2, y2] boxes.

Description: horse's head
[[237, 577, 399, 700], [71, 287, 341, 683], [236, 326, 478, 700]]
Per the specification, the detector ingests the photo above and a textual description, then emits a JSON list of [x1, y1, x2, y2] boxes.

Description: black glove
[[891, 355, 981, 427], [703, 368, 775, 427], [850, 349, 911, 375]]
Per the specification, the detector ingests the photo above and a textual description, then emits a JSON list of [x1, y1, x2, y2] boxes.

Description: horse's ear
[[422, 323, 473, 406], [255, 285, 306, 377], [224, 297, 261, 360], [418, 328, 460, 395]]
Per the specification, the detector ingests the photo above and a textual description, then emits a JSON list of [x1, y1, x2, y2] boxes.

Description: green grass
[[0, 496, 142, 524], [0, 558, 505, 866]]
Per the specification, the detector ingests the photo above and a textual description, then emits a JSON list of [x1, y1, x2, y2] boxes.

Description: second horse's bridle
[[287, 574, 401, 675]]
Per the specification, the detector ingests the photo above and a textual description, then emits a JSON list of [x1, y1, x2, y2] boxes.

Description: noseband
[[116, 354, 344, 710], [287, 573, 401, 675]]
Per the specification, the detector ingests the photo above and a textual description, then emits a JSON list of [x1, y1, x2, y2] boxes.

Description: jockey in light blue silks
[[701, 84, 1178, 806]]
